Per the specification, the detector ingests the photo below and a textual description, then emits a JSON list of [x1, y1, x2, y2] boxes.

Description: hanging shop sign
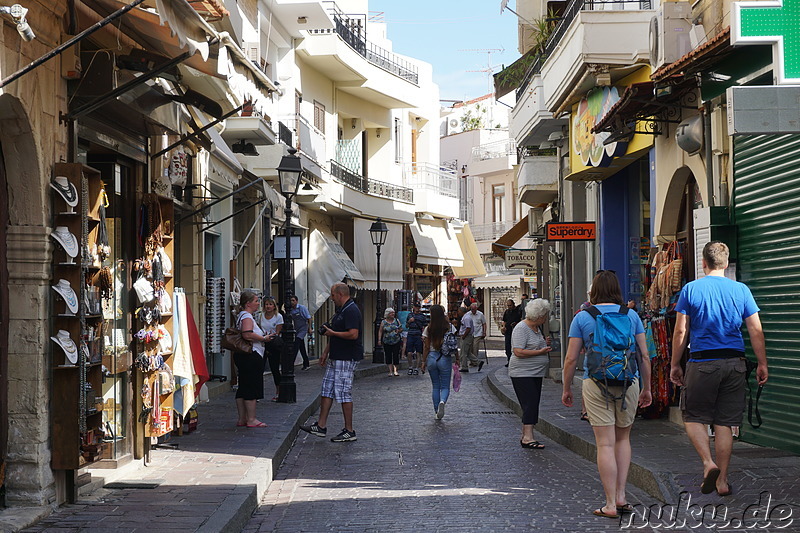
[[273, 235, 303, 259], [732, 0, 800, 84], [504, 250, 537, 271], [572, 87, 628, 168], [546, 222, 596, 241]]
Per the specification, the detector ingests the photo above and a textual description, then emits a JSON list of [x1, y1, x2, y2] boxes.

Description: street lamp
[[276, 148, 303, 403], [369, 218, 389, 364]]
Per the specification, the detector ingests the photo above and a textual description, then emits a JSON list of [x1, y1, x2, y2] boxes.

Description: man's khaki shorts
[[582, 378, 640, 427]]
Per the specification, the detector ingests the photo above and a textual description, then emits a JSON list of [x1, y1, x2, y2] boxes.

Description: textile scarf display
[[172, 290, 198, 416], [640, 314, 676, 418]]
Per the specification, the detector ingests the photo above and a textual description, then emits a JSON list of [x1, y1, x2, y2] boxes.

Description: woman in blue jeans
[[421, 305, 459, 420]]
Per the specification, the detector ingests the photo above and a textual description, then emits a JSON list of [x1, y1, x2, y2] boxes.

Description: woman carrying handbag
[[234, 291, 268, 428]]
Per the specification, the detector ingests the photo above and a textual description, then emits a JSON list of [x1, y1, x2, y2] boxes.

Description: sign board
[[732, 0, 800, 85], [273, 235, 303, 259], [505, 250, 537, 270], [546, 222, 596, 241], [524, 267, 537, 277], [727, 86, 800, 134]]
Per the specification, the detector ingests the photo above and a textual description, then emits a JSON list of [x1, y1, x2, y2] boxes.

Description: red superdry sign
[[546, 222, 596, 241]]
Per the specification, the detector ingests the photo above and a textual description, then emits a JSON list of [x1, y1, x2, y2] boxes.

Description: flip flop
[[247, 422, 267, 428], [616, 503, 634, 514], [593, 508, 619, 519], [580, 412, 590, 422], [700, 467, 721, 494], [236, 423, 246, 427], [717, 483, 734, 497], [520, 440, 545, 449]]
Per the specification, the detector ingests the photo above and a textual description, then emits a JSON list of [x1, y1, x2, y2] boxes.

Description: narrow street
[[244, 358, 656, 532]]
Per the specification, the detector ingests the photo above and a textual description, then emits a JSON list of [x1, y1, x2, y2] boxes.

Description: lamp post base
[[277, 327, 297, 403]]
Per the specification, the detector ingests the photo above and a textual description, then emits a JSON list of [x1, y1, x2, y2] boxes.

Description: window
[[313, 100, 325, 134], [492, 184, 505, 222], [394, 118, 402, 163]]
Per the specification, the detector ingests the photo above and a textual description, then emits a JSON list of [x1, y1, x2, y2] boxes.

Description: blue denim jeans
[[427, 351, 452, 411]]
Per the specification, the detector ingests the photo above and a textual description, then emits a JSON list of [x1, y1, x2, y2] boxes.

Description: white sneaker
[[436, 401, 446, 420]]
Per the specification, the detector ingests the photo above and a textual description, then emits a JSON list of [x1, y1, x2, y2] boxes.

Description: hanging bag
[[664, 241, 683, 293], [452, 362, 462, 392], [221, 313, 253, 353]]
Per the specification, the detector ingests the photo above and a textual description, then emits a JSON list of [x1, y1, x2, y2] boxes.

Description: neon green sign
[[732, 0, 800, 84]]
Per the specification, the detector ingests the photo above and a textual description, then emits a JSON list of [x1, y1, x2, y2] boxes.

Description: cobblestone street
[[244, 360, 657, 532]]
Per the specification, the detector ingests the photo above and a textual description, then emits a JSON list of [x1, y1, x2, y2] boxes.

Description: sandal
[[717, 483, 733, 497], [593, 508, 619, 519], [700, 467, 721, 494], [520, 440, 545, 449], [246, 421, 267, 428], [616, 503, 634, 514], [580, 412, 590, 422]]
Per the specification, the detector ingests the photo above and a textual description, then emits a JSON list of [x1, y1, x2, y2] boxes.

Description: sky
[[368, 0, 520, 103]]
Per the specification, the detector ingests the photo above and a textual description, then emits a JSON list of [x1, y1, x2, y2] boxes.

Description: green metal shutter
[[733, 133, 800, 454]]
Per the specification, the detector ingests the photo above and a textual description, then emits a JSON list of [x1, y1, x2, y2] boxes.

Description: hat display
[[51, 226, 79, 258], [52, 279, 79, 314], [50, 176, 78, 207], [51, 330, 78, 364]]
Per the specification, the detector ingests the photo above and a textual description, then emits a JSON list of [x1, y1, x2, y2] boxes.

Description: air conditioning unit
[[446, 118, 460, 136], [528, 207, 544, 237], [243, 41, 260, 66], [649, 1, 692, 71]]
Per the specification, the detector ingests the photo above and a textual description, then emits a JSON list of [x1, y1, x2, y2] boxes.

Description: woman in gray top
[[510, 299, 552, 449]]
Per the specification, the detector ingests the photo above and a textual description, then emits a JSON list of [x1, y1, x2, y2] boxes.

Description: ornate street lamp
[[369, 218, 389, 364], [276, 148, 303, 403]]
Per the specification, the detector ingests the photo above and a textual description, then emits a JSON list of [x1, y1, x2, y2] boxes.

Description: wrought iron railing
[[516, 0, 653, 99], [471, 139, 517, 161], [518, 146, 558, 159], [402, 162, 458, 198], [308, 2, 419, 85], [330, 160, 413, 203], [278, 121, 293, 147]]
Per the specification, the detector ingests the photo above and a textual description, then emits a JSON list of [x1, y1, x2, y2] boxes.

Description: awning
[[491, 216, 529, 259], [353, 218, 405, 291], [452, 223, 486, 278], [306, 225, 365, 314], [471, 274, 522, 289], [410, 218, 464, 267], [193, 108, 243, 186]]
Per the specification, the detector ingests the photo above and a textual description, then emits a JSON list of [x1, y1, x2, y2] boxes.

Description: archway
[[659, 166, 699, 280]]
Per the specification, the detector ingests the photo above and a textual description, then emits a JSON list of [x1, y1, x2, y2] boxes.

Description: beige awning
[[472, 274, 522, 289], [353, 218, 405, 291], [305, 225, 365, 314], [410, 218, 464, 267], [492, 216, 529, 258], [452, 223, 486, 278]]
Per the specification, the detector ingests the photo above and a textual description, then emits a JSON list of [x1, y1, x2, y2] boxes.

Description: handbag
[[452, 362, 462, 392], [221, 326, 252, 353], [664, 241, 683, 293], [133, 276, 154, 304]]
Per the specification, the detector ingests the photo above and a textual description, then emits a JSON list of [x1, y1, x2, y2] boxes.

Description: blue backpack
[[584, 305, 638, 408]]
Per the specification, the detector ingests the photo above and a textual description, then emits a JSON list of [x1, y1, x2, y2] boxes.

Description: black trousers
[[263, 339, 282, 388], [294, 336, 310, 367], [504, 332, 513, 360], [511, 376, 544, 425]]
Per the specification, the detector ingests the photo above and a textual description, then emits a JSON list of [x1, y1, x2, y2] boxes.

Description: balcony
[[220, 114, 276, 146], [297, 3, 428, 109], [469, 138, 518, 177], [279, 114, 326, 179], [510, 0, 653, 114], [403, 162, 459, 219], [517, 150, 559, 206], [470, 220, 520, 242], [512, 72, 568, 148], [330, 160, 413, 203]]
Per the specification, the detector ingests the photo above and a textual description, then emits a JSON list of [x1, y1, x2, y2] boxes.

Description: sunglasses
[[596, 269, 617, 274]]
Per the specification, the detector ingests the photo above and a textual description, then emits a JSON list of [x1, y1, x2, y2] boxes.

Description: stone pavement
[[7, 346, 800, 532]]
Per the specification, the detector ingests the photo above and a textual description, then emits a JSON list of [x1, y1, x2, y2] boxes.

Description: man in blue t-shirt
[[300, 282, 363, 443], [670, 241, 769, 497]]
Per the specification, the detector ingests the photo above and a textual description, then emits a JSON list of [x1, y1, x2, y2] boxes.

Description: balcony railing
[[330, 160, 413, 203], [281, 114, 326, 165], [516, 0, 653, 98], [308, 2, 419, 85], [471, 139, 517, 162], [402, 162, 458, 198], [278, 121, 293, 147], [470, 220, 521, 242]]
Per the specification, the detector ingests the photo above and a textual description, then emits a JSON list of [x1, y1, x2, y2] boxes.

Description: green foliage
[[460, 104, 485, 131], [494, 10, 557, 91]]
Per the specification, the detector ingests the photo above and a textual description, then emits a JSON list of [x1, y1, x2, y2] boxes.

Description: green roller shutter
[[733, 133, 800, 454]]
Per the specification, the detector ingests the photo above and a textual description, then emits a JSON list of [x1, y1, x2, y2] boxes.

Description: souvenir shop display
[[49, 163, 108, 470], [205, 276, 225, 355]]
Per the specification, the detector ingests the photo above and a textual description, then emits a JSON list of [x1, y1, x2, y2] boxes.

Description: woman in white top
[[259, 296, 284, 400], [421, 305, 459, 420], [235, 290, 268, 428]]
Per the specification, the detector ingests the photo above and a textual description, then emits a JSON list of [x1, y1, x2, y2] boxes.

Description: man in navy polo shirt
[[670, 241, 769, 496], [300, 282, 363, 442]]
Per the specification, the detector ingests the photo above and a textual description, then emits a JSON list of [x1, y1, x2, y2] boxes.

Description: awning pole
[[151, 104, 243, 160], [234, 201, 271, 260], [0, 0, 147, 89], [199, 198, 267, 233], [176, 178, 262, 224]]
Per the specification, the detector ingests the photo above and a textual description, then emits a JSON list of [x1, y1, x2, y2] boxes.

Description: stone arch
[[658, 166, 696, 238], [0, 93, 54, 506]]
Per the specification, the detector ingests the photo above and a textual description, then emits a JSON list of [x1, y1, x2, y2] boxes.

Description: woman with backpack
[[510, 298, 552, 449], [421, 305, 459, 420], [562, 270, 652, 519]]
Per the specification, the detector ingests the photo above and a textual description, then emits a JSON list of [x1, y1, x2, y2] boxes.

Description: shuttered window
[[733, 133, 800, 454], [313, 100, 325, 134]]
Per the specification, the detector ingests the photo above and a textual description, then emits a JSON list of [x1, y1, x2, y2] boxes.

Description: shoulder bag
[[221, 314, 253, 353]]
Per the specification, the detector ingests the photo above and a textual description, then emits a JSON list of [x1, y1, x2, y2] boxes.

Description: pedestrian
[[510, 299, 552, 449], [378, 307, 403, 376], [233, 290, 267, 428], [562, 270, 652, 519], [405, 302, 427, 375], [501, 298, 522, 367], [397, 304, 410, 368], [421, 305, 459, 420], [457, 305, 474, 373], [288, 294, 312, 370], [300, 282, 363, 442], [467, 302, 487, 371], [259, 296, 283, 401], [670, 241, 768, 497]]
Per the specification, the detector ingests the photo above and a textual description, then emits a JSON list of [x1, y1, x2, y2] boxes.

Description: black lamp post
[[276, 148, 303, 403], [369, 218, 389, 364]]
